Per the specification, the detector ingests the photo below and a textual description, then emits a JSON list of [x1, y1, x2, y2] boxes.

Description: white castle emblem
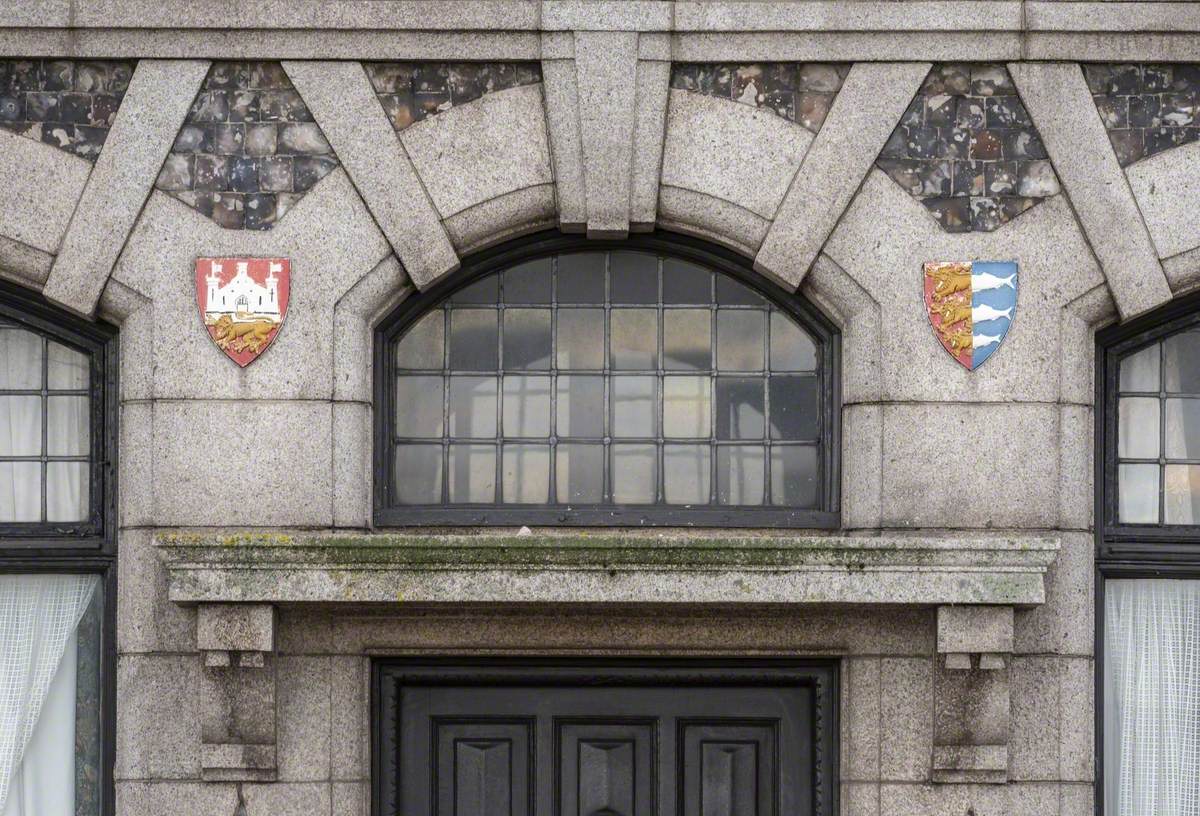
[[203, 260, 283, 323]]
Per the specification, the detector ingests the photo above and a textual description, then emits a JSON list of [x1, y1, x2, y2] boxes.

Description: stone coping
[[156, 530, 1059, 607]]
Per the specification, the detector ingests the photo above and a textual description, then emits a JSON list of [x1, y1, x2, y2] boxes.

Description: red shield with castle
[[195, 258, 289, 367]]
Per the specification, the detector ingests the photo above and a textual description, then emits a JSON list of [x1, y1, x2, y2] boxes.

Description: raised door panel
[[558, 722, 655, 816], [680, 723, 777, 816], [434, 721, 532, 816]]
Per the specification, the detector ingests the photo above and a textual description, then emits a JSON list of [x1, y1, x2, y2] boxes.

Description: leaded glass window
[[376, 236, 839, 527]]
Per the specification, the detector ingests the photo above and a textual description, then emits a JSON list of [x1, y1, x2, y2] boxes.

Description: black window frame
[[1094, 288, 1200, 816], [0, 279, 118, 816], [373, 230, 841, 528]]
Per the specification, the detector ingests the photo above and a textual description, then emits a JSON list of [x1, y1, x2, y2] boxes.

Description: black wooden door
[[374, 661, 837, 816]]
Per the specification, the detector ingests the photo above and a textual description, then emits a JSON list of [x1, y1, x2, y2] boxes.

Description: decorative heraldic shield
[[923, 260, 1018, 371], [195, 258, 289, 367]]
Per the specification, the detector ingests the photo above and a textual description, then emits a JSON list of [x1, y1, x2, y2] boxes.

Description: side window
[[0, 282, 116, 816]]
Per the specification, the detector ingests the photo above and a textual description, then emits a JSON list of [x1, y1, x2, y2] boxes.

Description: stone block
[[1126, 139, 1200, 259], [879, 657, 932, 782], [1008, 656, 1060, 781], [1014, 531, 1094, 656], [1009, 61, 1171, 321], [879, 781, 1061, 816], [575, 30, 638, 236], [801, 254, 882, 405], [661, 89, 813, 220], [656, 185, 770, 258], [1165, 244, 1200, 294], [332, 255, 410, 403], [1060, 782, 1094, 816], [118, 400, 153, 528], [442, 183, 558, 254], [332, 401, 371, 529], [540, 57, 586, 229], [111, 296, 153, 402], [330, 656, 369, 781], [880, 403, 1059, 528], [0, 127, 90, 254], [401, 84, 553, 219], [242, 782, 331, 816], [282, 60, 459, 290], [333, 782, 368, 816], [197, 603, 275, 653], [630, 57, 670, 229], [0, 234, 52, 290], [1059, 656, 1094, 782], [44, 60, 209, 316], [1059, 405, 1093, 532], [843, 657, 881, 781], [151, 399, 332, 526], [115, 655, 200, 780], [117, 528, 196, 654], [755, 62, 930, 288], [116, 782, 238, 816], [937, 606, 1014, 656], [841, 403, 883, 530], [277, 656, 331, 781]]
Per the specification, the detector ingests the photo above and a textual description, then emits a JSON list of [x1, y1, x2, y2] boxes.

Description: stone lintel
[[937, 604, 1014, 658]]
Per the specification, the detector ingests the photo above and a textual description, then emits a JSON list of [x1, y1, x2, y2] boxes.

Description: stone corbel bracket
[[196, 603, 278, 782], [933, 605, 1014, 784]]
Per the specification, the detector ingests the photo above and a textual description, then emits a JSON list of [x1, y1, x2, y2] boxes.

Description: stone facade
[[6, 4, 1200, 816]]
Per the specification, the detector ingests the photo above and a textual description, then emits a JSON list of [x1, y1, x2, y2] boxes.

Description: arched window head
[[375, 234, 840, 527]]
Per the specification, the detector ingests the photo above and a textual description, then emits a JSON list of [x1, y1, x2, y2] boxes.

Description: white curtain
[[0, 574, 97, 814], [1105, 578, 1200, 816]]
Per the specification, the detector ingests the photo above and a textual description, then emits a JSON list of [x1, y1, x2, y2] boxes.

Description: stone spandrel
[[669, 63, 851, 134], [0, 59, 136, 161], [155, 61, 340, 231], [365, 62, 543, 134], [875, 63, 1061, 234], [1086, 63, 1200, 168]]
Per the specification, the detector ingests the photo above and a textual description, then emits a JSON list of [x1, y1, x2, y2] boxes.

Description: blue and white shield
[[923, 260, 1018, 370]]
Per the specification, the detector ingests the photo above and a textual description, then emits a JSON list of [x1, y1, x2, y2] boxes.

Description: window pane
[[1118, 397, 1160, 459], [611, 310, 657, 369], [502, 443, 549, 503], [394, 444, 443, 503], [449, 310, 498, 370], [0, 461, 40, 521], [611, 444, 656, 503], [663, 310, 710, 371], [504, 258, 551, 303], [556, 309, 604, 370], [664, 444, 709, 504], [1165, 464, 1200, 524], [769, 376, 818, 440], [448, 443, 495, 503], [1119, 342, 1159, 392], [715, 377, 764, 440], [1165, 398, 1200, 460], [1164, 330, 1200, 393], [448, 376, 497, 438], [663, 376, 710, 438], [556, 443, 604, 503], [0, 395, 42, 455], [716, 275, 764, 306], [48, 341, 89, 389], [557, 253, 606, 303], [717, 445, 765, 505], [610, 252, 658, 304], [503, 309, 551, 370], [503, 375, 551, 437], [557, 376, 604, 438], [772, 446, 818, 506], [770, 312, 817, 371], [0, 327, 43, 388], [395, 312, 444, 369], [395, 376, 443, 438], [450, 276, 498, 304], [662, 258, 710, 304], [48, 396, 89, 456], [717, 311, 765, 370], [47, 461, 88, 521], [611, 376, 656, 438], [1118, 463, 1159, 523]]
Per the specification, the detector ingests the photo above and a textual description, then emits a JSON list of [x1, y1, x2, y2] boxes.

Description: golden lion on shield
[[212, 314, 277, 355]]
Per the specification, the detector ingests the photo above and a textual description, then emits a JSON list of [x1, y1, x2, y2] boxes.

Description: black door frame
[[372, 657, 839, 816]]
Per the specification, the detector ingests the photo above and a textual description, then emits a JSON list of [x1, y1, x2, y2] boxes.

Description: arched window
[[375, 233, 839, 527], [1099, 294, 1200, 815]]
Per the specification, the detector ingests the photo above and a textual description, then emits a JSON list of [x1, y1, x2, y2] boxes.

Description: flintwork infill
[[1086, 63, 1200, 167], [669, 63, 850, 133], [365, 62, 543, 133]]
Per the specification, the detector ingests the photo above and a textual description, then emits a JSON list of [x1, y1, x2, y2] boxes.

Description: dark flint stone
[[40, 123, 74, 150], [1003, 127, 1048, 160], [986, 95, 1031, 127], [1129, 95, 1162, 128], [763, 63, 797, 93], [210, 193, 244, 229], [156, 153, 193, 191], [72, 125, 107, 158], [733, 65, 764, 103], [276, 192, 303, 221], [1161, 93, 1196, 127], [278, 122, 332, 154], [258, 156, 293, 192], [985, 161, 1017, 196], [228, 156, 259, 193], [244, 123, 277, 157], [293, 155, 338, 192], [205, 62, 239, 90], [763, 90, 794, 121], [899, 96, 923, 127], [998, 196, 1037, 224], [173, 124, 210, 153], [969, 196, 1003, 231], [25, 92, 58, 120], [955, 97, 985, 129], [1173, 65, 1200, 92], [212, 123, 245, 154], [878, 128, 908, 160], [876, 158, 951, 197], [797, 64, 842, 93], [244, 193, 278, 231], [925, 94, 955, 126], [671, 64, 701, 91], [74, 62, 109, 93], [971, 65, 1014, 96], [952, 160, 985, 196], [696, 64, 733, 96], [1093, 95, 1128, 129], [414, 92, 451, 120], [490, 63, 521, 91], [921, 63, 971, 96], [1146, 125, 1200, 158], [449, 63, 489, 103], [1144, 64, 1174, 93], [1015, 160, 1059, 197], [903, 125, 942, 159], [365, 63, 415, 94], [414, 64, 450, 94], [379, 92, 416, 131], [108, 62, 133, 93], [250, 63, 291, 90], [1107, 129, 1145, 166], [59, 93, 92, 124], [8, 61, 38, 92], [941, 127, 970, 159], [42, 61, 73, 91], [923, 197, 971, 232], [515, 64, 542, 86], [90, 94, 121, 127], [227, 90, 260, 123], [796, 92, 833, 131], [1084, 65, 1115, 94], [1108, 64, 1142, 95], [260, 90, 311, 122], [970, 129, 1003, 160], [190, 91, 229, 123], [194, 154, 230, 191]]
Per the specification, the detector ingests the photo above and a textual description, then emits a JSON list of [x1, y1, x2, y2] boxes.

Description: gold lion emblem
[[211, 314, 278, 355]]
